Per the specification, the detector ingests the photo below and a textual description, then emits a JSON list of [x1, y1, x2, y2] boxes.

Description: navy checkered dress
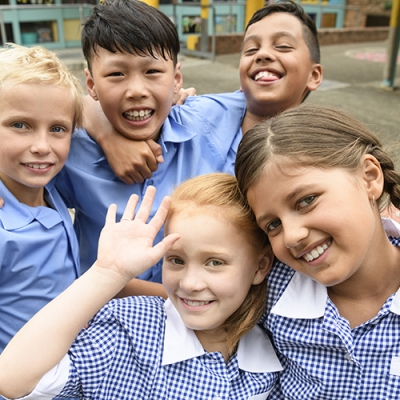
[[265, 236, 400, 399], [54, 296, 278, 399]]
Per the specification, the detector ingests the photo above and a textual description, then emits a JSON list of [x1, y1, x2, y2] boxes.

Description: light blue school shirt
[[264, 219, 400, 399], [25, 297, 282, 399], [56, 92, 246, 281], [0, 179, 80, 353]]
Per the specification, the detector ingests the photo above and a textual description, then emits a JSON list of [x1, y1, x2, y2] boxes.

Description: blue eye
[[51, 126, 66, 133], [12, 122, 26, 129], [206, 260, 223, 267]]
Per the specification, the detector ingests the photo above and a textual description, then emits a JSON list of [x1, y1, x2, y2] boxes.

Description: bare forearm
[[115, 278, 167, 299], [0, 265, 126, 398]]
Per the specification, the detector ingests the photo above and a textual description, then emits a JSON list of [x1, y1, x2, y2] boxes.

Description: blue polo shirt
[[0, 179, 80, 353], [56, 92, 246, 282]]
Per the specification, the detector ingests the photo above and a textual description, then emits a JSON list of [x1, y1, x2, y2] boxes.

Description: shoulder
[[184, 91, 245, 112], [68, 127, 102, 159], [169, 91, 246, 122], [264, 261, 295, 315], [96, 296, 166, 335]]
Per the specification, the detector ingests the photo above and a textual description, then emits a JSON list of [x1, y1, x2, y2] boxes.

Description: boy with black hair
[[54, 0, 243, 290], [88, 0, 322, 183]]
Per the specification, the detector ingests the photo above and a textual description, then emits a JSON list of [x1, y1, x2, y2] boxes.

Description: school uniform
[[21, 297, 282, 399], [265, 219, 400, 399], [0, 179, 80, 353], [55, 92, 246, 282]]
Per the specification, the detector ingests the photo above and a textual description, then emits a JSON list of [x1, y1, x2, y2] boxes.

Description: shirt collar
[[162, 299, 282, 373], [0, 179, 63, 230], [271, 218, 400, 319], [382, 218, 400, 314], [92, 116, 198, 168]]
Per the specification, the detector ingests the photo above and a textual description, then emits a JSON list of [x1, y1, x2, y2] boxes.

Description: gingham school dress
[[265, 218, 400, 400], [22, 298, 282, 400]]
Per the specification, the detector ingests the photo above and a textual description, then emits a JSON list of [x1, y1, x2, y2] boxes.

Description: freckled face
[[163, 208, 262, 339]]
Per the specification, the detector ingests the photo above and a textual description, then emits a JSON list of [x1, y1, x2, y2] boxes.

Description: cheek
[[56, 139, 72, 163], [161, 268, 178, 291], [269, 236, 287, 261]]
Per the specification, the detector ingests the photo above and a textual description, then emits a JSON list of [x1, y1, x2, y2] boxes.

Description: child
[[87, 0, 322, 182], [77, 0, 322, 288], [0, 173, 282, 399], [235, 104, 400, 399], [0, 44, 84, 354], [53, 0, 250, 287]]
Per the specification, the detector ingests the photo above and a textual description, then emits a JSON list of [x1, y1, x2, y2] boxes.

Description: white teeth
[[25, 163, 50, 170], [125, 109, 152, 121], [184, 299, 210, 307], [254, 71, 278, 81], [303, 243, 329, 262]]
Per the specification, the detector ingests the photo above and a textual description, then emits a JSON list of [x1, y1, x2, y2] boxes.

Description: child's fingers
[[152, 233, 180, 260], [148, 196, 172, 232], [134, 186, 156, 222], [105, 203, 118, 225], [120, 194, 139, 222]]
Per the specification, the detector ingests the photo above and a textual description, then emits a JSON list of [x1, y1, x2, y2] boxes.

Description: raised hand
[[95, 186, 180, 283]]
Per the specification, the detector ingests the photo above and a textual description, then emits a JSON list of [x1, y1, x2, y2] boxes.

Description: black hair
[[246, 0, 320, 64], [81, 0, 180, 71]]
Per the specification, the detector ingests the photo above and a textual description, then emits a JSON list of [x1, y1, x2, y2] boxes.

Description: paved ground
[[58, 40, 400, 168]]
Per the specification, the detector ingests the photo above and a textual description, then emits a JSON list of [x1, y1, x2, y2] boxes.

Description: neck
[[328, 231, 400, 327], [195, 328, 230, 363], [1, 179, 47, 207], [241, 110, 265, 135]]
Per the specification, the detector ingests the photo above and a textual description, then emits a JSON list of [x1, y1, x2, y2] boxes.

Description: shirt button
[[344, 352, 352, 361], [148, 179, 154, 185]]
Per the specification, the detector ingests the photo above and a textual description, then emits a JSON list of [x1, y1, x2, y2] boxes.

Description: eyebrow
[[243, 31, 298, 46], [256, 183, 316, 226]]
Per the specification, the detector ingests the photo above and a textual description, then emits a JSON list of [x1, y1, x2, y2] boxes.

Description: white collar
[[271, 218, 400, 319], [162, 299, 282, 373]]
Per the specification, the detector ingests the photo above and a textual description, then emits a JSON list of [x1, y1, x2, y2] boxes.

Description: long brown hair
[[236, 104, 400, 212]]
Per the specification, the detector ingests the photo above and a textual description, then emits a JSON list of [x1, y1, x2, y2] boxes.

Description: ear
[[173, 62, 183, 94], [85, 67, 98, 101], [362, 154, 384, 201], [306, 63, 323, 92], [253, 245, 274, 286]]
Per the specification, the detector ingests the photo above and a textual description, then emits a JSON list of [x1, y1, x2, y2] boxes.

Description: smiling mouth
[[253, 71, 281, 81], [302, 240, 331, 262], [124, 109, 154, 121], [182, 299, 212, 307], [23, 163, 52, 170]]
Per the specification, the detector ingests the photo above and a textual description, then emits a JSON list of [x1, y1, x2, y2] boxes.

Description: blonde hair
[[236, 104, 400, 212], [0, 44, 84, 128], [166, 173, 269, 356]]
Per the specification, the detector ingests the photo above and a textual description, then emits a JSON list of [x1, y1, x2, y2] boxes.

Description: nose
[[125, 75, 149, 100], [30, 131, 51, 155], [179, 265, 206, 293], [282, 218, 309, 249], [256, 46, 276, 63]]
